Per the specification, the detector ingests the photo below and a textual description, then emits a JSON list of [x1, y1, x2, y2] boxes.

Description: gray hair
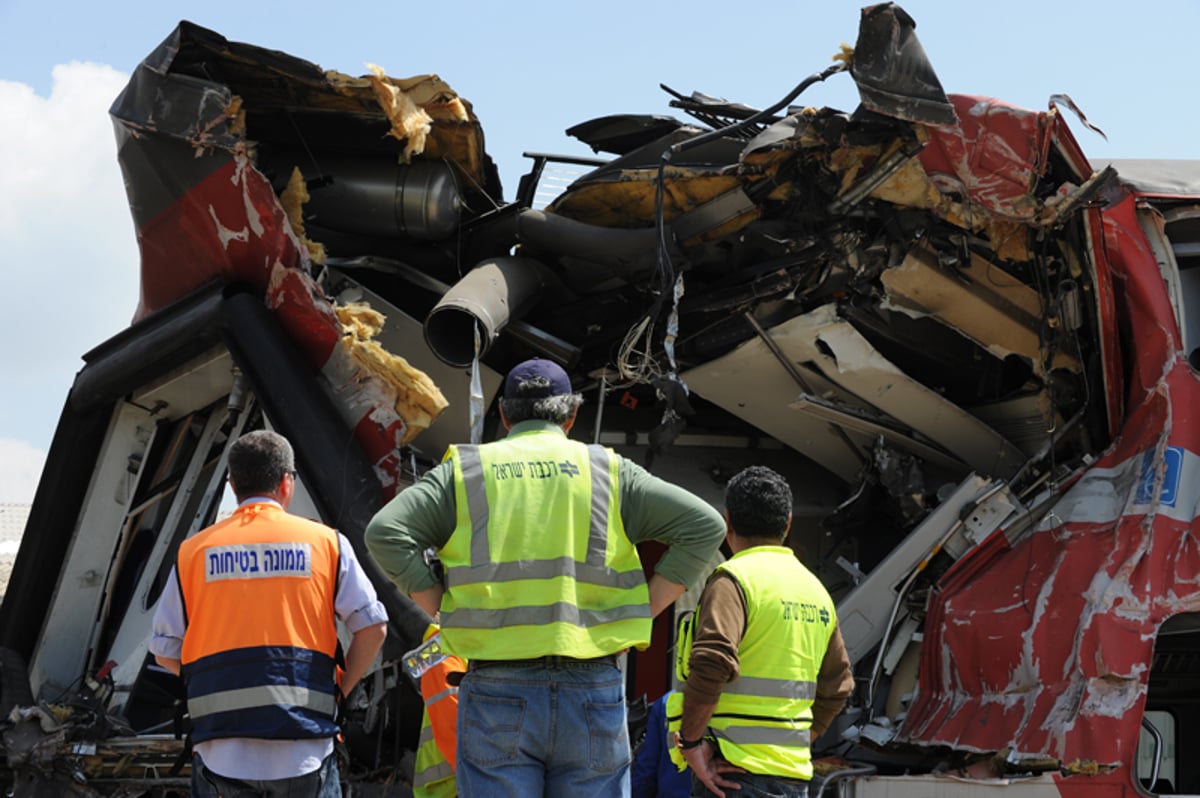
[[500, 390, 584, 425], [227, 430, 295, 501]]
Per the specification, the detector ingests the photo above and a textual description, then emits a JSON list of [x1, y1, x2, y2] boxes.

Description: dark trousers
[[691, 771, 809, 798]]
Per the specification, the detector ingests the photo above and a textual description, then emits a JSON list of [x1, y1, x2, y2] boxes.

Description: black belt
[[468, 654, 619, 671]]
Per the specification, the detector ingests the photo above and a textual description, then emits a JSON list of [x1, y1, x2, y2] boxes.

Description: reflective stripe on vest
[[715, 724, 811, 748], [451, 444, 613, 574], [414, 668, 459, 798], [176, 505, 341, 743], [424, 684, 458, 705], [413, 713, 457, 796], [664, 682, 814, 769], [725, 674, 818, 701], [438, 431, 650, 659], [189, 683, 336, 720]]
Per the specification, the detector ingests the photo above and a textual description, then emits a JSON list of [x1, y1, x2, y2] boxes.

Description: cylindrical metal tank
[[304, 158, 462, 240], [424, 257, 545, 367]]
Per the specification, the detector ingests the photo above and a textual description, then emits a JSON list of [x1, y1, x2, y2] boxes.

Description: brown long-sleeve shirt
[[683, 569, 854, 738]]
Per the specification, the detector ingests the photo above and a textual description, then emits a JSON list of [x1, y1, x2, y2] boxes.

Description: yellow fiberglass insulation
[[335, 302, 449, 443], [279, 167, 327, 265]]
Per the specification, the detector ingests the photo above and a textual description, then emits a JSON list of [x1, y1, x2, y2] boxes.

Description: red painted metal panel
[[904, 170, 1198, 777], [919, 95, 1055, 220], [132, 151, 409, 497]]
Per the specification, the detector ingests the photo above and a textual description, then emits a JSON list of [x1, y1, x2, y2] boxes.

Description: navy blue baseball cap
[[503, 358, 573, 399]]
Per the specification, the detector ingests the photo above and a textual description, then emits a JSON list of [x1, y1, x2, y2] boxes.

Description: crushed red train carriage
[[2, 3, 1199, 795]]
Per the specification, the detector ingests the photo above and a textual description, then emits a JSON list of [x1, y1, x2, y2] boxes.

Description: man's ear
[[561, 405, 579, 433], [277, 471, 295, 510], [499, 400, 512, 431]]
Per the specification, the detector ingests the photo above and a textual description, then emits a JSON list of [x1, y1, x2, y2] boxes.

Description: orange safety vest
[[176, 502, 341, 742], [413, 647, 466, 797]]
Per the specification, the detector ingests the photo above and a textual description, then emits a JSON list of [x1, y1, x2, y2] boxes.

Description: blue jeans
[[191, 751, 341, 797], [691, 771, 808, 798], [456, 660, 630, 797]]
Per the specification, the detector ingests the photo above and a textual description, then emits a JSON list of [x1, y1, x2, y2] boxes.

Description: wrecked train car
[[2, 2, 1199, 795]]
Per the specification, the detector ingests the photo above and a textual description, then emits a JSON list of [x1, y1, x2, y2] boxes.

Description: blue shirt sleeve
[[149, 566, 185, 659], [335, 533, 389, 632]]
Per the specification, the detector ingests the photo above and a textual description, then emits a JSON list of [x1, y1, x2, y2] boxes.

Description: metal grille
[[518, 152, 609, 211], [531, 162, 596, 211]]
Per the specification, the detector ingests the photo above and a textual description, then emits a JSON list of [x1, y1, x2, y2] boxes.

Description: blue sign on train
[[1137, 446, 1182, 507]]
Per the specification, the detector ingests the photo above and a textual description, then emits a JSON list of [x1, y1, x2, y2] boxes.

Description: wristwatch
[[674, 730, 705, 751]]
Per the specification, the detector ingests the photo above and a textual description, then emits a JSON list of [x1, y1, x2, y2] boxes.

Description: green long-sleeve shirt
[[365, 420, 726, 594]]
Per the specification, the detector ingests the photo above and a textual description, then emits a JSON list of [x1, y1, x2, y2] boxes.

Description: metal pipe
[[328, 256, 580, 367], [424, 256, 546, 367], [592, 372, 607, 444], [516, 209, 665, 274], [300, 157, 462, 241], [815, 763, 878, 797], [1140, 715, 1163, 793]]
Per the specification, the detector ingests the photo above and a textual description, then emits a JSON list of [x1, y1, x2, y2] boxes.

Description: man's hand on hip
[[682, 739, 746, 798]]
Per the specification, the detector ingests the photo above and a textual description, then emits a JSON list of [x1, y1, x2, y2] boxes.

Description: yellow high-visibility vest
[[438, 428, 651, 659], [670, 546, 836, 780]]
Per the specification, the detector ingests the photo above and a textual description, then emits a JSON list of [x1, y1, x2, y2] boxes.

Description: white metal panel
[[843, 773, 1065, 797], [28, 401, 159, 699], [103, 403, 246, 705], [682, 321, 870, 484], [776, 306, 1025, 479], [131, 349, 235, 421], [836, 475, 1009, 664]]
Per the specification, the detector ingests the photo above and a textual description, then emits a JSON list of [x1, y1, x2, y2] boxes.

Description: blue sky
[[1, 0, 1197, 501]]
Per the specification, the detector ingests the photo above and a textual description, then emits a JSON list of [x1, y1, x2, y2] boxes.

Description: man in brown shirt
[[675, 466, 854, 797]]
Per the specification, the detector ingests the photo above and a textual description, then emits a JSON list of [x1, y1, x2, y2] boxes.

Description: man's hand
[[681, 739, 745, 798], [341, 622, 388, 697]]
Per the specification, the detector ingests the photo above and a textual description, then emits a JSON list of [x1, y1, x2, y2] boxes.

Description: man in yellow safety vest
[[366, 358, 726, 797], [672, 466, 854, 798]]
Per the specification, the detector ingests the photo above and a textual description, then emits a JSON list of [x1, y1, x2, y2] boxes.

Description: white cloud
[[0, 440, 48, 504], [0, 62, 139, 460]]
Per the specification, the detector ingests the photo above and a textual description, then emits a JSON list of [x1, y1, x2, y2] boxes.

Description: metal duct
[[424, 256, 545, 367], [303, 157, 462, 240]]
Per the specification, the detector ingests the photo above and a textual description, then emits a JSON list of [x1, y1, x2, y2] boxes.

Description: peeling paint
[[207, 204, 248, 248], [1078, 675, 1143, 719]]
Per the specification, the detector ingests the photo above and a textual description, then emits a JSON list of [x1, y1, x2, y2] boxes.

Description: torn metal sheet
[[901, 189, 1200, 769], [849, 3, 957, 126], [108, 25, 462, 496], [836, 474, 1013, 664], [681, 326, 870, 484], [880, 241, 1081, 375], [688, 305, 1026, 481]]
